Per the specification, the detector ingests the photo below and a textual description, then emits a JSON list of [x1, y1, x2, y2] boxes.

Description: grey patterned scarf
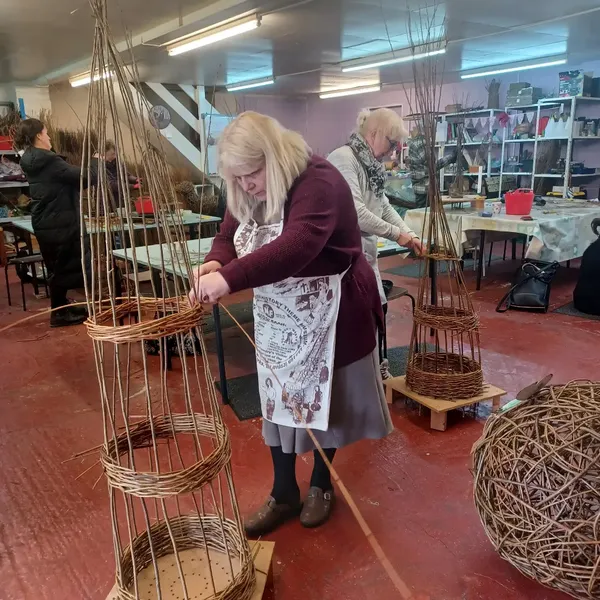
[[347, 132, 386, 199]]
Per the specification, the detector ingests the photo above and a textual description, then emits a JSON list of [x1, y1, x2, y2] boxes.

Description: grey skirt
[[262, 347, 393, 454]]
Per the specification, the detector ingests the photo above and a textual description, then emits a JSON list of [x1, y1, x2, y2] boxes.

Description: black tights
[[270, 446, 336, 505]]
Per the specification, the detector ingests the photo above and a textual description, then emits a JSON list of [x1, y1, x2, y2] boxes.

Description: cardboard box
[[506, 87, 542, 107], [559, 71, 593, 98]]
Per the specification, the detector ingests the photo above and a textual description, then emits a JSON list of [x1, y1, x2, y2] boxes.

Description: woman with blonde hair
[[328, 108, 424, 379], [190, 111, 392, 536]]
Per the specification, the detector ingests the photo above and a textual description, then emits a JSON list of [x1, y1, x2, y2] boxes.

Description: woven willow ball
[[472, 381, 600, 599]]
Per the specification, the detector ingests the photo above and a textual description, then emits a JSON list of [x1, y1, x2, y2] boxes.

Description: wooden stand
[[385, 376, 506, 431], [105, 541, 275, 600]]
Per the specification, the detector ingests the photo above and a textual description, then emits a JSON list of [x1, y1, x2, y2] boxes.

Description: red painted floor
[[1, 254, 597, 600]]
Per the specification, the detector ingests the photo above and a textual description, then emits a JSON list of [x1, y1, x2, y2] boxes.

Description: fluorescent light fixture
[[168, 14, 260, 56], [226, 77, 275, 92], [342, 47, 446, 73], [319, 84, 381, 100], [69, 70, 113, 88], [461, 58, 567, 80]]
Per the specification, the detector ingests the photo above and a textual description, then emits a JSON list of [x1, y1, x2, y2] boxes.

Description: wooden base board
[[105, 541, 274, 600], [385, 376, 506, 431]]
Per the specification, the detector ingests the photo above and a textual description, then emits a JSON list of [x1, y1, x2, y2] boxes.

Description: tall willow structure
[[81, 1, 255, 598], [404, 7, 483, 400]]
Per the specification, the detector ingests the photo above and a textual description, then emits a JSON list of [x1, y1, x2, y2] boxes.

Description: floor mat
[[384, 256, 501, 278], [203, 301, 253, 334], [553, 302, 600, 321], [385, 343, 436, 377], [216, 374, 261, 421], [220, 344, 436, 422]]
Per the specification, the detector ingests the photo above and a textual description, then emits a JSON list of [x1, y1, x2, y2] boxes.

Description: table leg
[[429, 240, 436, 337], [476, 230, 486, 291], [25, 231, 33, 255], [386, 384, 393, 405], [430, 411, 447, 431], [492, 395, 501, 413], [213, 304, 229, 405]]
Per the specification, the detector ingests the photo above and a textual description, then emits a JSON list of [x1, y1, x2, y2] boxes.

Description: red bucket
[[505, 189, 534, 216], [0, 136, 13, 151], [134, 196, 154, 215]]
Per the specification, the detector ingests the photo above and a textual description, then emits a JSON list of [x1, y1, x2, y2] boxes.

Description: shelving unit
[[0, 181, 28, 189], [435, 109, 503, 193], [0, 146, 28, 193], [499, 97, 600, 198]]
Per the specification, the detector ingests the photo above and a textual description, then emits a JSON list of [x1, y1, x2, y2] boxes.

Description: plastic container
[[505, 189, 534, 216], [134, 196, 154, 215], [0, 136, 13, 151]]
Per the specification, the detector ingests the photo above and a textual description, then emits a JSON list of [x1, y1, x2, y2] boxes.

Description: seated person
[[405, 123, 457, 208], [573, 218, 600, 315]]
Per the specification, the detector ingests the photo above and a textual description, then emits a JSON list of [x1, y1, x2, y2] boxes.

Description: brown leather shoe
[[244, 496, 302, 538], [300, 487, 334, 528]]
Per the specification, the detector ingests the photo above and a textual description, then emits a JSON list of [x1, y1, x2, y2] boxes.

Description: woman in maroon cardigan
[[190, 112, 392, 536]]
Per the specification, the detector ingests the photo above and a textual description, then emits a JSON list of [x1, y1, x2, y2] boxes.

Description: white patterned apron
[[233, 214, 347, 432]]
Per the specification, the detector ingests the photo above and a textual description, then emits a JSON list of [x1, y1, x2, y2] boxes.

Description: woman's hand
[[409, 237, 425, 256], [195, 261, 222, 277], [397, 233, 425, 256], [189, 261, 222, 304], [189, 272, 231, 305]]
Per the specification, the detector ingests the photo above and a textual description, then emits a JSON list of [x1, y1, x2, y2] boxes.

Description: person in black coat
[[573, 218, 600, 316], [16, 118, 90, 327]]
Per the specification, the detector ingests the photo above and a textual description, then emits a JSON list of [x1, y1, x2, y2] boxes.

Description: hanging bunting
[[517, 113, 526, 124], [526, 111, 535, 124]]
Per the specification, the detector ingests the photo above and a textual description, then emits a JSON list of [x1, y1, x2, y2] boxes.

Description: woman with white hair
[[328, 108, 424, 379], [190, 112, 392, 536]]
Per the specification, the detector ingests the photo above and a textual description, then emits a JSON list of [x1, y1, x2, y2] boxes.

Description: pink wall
[[239, 60, 600, 157]]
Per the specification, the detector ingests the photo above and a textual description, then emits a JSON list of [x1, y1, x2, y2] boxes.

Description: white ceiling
[[2, 0, 600, 95]]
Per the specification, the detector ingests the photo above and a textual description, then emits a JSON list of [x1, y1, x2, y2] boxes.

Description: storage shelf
[[437, 141, 499, 148], [0, 181, 28, 188], [443, 108, 503, 118], [505, 104, 541, 110], [533, 173, 600, 178], [501, 172, 533, 176], [443, 172, 486, 177], [540, 96, 600, 104], [504, 136, 600, 143]]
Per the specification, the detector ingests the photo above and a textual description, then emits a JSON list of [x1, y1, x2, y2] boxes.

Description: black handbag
[[496, 260, 560, 313]]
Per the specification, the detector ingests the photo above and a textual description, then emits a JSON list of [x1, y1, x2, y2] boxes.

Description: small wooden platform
[[106, 540, 274, 599], [385, 376, 506, 431]]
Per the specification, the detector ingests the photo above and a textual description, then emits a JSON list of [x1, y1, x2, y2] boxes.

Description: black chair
[[4, 254, 49, 311]]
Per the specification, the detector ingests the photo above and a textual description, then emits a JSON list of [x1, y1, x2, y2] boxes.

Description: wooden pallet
[[385, 376, 506, 431], [106, 540, 275, 599]]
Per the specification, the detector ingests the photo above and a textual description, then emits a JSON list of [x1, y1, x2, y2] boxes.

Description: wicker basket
[[472, 381, 600, 599]]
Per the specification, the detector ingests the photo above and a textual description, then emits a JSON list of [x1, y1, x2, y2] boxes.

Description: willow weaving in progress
[[472, 380, 600, 599], [403, 7, 483, 400], [80, 1, 255, 598]]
